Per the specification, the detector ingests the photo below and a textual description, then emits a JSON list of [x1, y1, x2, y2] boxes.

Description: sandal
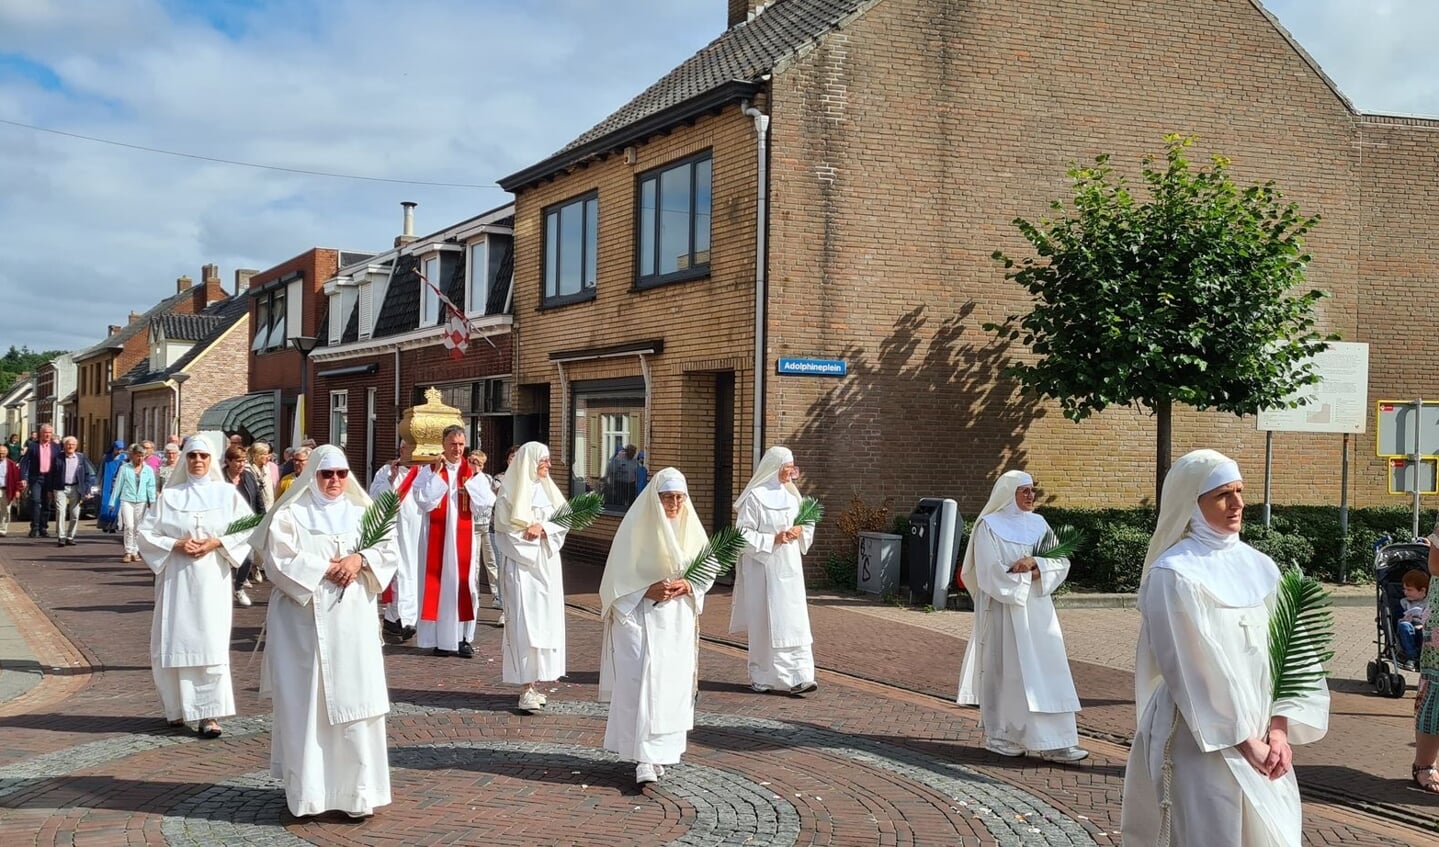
[[1411, 764, 1439, 793], [198, 720, 222, 739]]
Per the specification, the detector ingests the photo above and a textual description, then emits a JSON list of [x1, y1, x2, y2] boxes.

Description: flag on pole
[[416, 268, 470, 361]]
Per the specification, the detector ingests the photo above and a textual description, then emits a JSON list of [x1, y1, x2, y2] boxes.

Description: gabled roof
[[124, 295, 249, 386], [499, 0, 869, 190], [158, 313, 224, 342], [372, 254, 424, 338], [71, 284, 204, 361]]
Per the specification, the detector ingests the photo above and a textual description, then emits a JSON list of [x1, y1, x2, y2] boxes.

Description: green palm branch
[[223, 512, 264, 536], [550, 491, 604, 532], [795, 496, 824, 528], [1268, 569, 1335, 704], [1032, 524, 1086, 560], [357, 490, 401, 552], [680, 526, 748, 585]]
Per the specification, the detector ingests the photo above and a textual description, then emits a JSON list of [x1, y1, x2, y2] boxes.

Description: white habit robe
[[261, 494, 400, 818], [955, 520, 1081, 751], [495, 485, 568, 683], [137, 476, 254, 723], [728, 484, 815, 689], [412, 462, 493, 651], [601, 579, 710, 764], [369, 464, 425, 629], [1122, 537, 1330, 846]]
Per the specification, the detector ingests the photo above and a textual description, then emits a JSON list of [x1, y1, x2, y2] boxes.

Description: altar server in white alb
[[493, 442, 568, 712], [729, 446, 817, 695], [956, 471, 1087, 762], [258, 445, 400, 819], [370, 440, 425, 644], [1122, 449, 1330, 846], [138, 433, 255, 739], [600, 468, 714, 785]]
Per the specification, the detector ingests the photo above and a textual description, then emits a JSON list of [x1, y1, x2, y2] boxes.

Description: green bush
[[1085, 521, 1152, 592], [1240, 525, 1314, 571], [824, 554, 857, 591]]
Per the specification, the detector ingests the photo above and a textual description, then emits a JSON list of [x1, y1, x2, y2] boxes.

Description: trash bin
[[905, 498, 962, 607], [857, 532, 901, 596]]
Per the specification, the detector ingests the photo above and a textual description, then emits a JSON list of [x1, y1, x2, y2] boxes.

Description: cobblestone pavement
[[0, 532, 1433, 846]]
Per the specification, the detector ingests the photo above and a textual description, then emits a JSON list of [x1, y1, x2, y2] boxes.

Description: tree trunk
[[1155, 398, 1172, 508]]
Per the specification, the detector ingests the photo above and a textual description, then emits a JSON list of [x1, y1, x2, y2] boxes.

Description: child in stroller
[[1398, 570, 1430, 663], [1368, 539, 1431, 697]]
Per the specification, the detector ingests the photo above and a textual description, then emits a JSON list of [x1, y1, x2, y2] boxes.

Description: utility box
[[857, 532, 902, 596], [905, 498, 962, 607]]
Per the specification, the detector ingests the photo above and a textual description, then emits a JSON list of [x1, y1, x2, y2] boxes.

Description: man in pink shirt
[[20, 424, 63, 538]]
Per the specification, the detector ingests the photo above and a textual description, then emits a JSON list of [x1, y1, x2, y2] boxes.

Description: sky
[[0, 0, 1435, 354]]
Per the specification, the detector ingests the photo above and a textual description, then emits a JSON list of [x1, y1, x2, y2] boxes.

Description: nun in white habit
[[138, 432, 255, 738], [493, 442, 569, 712], [257, 445, 400, 819], [728, 446, 817, 695], [599, 468, 713, 786], [956, 471, 1086, 762], [1121, 450, 1329, 846]]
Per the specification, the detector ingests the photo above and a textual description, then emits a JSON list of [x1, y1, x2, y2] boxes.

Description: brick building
[[500, 0, 1439, 571], [309, 203, 515, 485], [33, 354, 75, 437]]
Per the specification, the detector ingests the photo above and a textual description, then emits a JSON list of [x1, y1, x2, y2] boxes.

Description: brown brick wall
[[247, 249, 338, 395], [178, 317, 251, 437]]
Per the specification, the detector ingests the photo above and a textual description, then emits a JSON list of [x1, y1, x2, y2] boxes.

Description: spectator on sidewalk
[[155, 443, 180, 491], [53, 437, 96, 547], [137, 433, 256, 739], [956, 471, 1086, 762], [0, 449, 18, 536], [20, 424, 62, 538], [5, 433, 22, 461], [256, 445, 398, 819], [109, 448, 156, 562], [1122, 449, 1330, 846], [277, 447, 311, 498], [600, 468, 713, 786], [494, 442, 568, 712], [729, 446, 817, 696], [142, 441, 160, 472]]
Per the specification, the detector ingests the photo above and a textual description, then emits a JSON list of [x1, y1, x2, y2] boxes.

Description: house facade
[[33, 354, 75, 436], [309, 203, 515, 484], [129, 291, 250, 445], [0, 375, 35, 444], [501, 0, 1439, 570]]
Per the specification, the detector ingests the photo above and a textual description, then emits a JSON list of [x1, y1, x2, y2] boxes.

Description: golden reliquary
[[398, 386, 464, 462]]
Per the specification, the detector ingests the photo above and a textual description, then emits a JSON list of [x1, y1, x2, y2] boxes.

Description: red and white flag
[[416, 268, 470, 361]]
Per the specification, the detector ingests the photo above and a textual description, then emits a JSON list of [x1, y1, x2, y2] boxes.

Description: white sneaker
[[635, 763, 658, 784], [984, 738, 1026, 757], [498, 612, 506, 626], [518, 689, 543, 713], [233, 589, 252, 608], [750, 683, 771, 693], [537, 691, 548, 706], [491, 596, 503, 609], [654, 764, 666, 778], [242, 579, 254, 588], [1039, 746, 1090, 763]]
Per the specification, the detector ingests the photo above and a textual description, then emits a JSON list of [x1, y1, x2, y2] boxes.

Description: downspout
[[742, 100, 770, 470], [393, 346, 401, 444], [555, 361, 570, 470], [638, 352, 653, 454]]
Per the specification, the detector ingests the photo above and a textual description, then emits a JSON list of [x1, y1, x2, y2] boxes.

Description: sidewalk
[[0, 530, 1432, 846]]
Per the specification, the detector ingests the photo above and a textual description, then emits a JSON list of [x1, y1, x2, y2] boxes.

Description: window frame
[[420, 254, 442, 328], [466, 238, 488, 317], [250, 287, 290, 353], [633, 150, 712, 289], [329, 390, 349, 449], [568, 376, 646, 515], [540, 191, 599, 309]]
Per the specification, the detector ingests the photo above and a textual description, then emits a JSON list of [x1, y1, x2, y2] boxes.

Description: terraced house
[[501, 0, 1439, 570]]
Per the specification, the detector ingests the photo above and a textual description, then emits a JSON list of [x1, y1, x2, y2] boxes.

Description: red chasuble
[[421, 461, 474, 622], [380, 465, 422, 606]]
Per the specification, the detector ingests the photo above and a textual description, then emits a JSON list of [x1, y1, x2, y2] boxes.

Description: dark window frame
[[633, 150, 712, 290], [540, 191, 599, 309], [569, 376, 646, 515]]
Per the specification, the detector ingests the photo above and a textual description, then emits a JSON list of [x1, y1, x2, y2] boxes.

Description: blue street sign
[[776, 358, 847, 377]]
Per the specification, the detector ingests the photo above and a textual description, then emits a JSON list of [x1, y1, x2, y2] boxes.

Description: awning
[[198, 391, 277, 445]]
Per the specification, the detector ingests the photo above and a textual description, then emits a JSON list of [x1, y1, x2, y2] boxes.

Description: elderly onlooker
[[142, 440, 161, 472], [156, 443, 181, 491], [110, 447, 156, 562], [276, 447, 310, 498], [53, 436, 97, 547], [20, 424, 63, 538], [0, 448, 19, 536], [278, 447, 296, 479]]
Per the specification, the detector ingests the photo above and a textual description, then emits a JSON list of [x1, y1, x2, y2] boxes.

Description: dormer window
[[466, 234, 513, 316]]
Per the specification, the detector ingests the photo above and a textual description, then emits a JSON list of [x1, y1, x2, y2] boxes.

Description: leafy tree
[[0, 346, 68, 395], [986, 135, 1334, 504]]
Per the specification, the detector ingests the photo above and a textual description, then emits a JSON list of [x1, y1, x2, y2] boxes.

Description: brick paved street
[[0, 531, 1435, 845]]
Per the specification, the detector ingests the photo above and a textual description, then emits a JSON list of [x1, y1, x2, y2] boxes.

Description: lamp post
[[290, 336, 319, 446]]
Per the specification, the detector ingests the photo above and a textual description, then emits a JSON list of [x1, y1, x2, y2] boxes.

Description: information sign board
[[1257, 342, 1369, 433]]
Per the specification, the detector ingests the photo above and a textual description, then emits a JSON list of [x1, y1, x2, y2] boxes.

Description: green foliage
[[1268, 570, 1335, 704], [223, 513, 264, 536], [1240, 524, 1315, 572], [824, 553, 858, 591], [681, 526, 748, 585], [358, 491, 401, 551], [1087, 522, 1152, 593], [1032, 524, 1087, 560], [0, 346, 67, 395], [795, 496, 824, 528], [550, 491, 604, 532], [986, 135, 1332, 425]]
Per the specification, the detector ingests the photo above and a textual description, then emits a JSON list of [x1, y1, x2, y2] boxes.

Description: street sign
[[1375, 400, 1439, 458], [776, 357, 847, 377], [1257, 342, 1368, 433], [1389, 457, 1438, 495]]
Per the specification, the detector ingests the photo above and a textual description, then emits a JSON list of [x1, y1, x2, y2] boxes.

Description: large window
[[636, 152, 711, 286], [571, 378, 646, 513], [542, 192, 598, 307], [330, 391, 348, 449], [250, 286, 288, 353], [421, 255, 441, 327]]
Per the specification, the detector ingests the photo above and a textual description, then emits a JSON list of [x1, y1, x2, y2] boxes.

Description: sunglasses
[[318, 469, 350, 480]]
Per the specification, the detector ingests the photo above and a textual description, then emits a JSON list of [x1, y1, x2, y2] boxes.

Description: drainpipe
[[742, 100, 770, 470]]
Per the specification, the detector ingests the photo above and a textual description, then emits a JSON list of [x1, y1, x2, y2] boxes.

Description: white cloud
[[0, 0, 1434, 354]]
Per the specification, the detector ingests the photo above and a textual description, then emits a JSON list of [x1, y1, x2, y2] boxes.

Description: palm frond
[[550, 491, 604, 532], [223, 512, 264, 536], [1032, 524, 1087, 560], [357, 490, 401, 551], [1268, 569, 1336, 704], [681, 526, 748, 585], [795, 496, 825, 528]]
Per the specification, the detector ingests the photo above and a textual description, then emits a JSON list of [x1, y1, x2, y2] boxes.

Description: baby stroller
[[1366, 537, 1430, 698]]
